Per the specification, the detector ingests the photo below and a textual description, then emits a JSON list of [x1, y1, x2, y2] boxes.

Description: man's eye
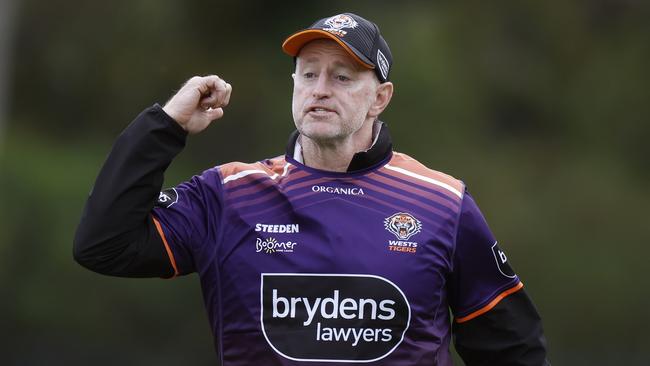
[[303, 72, 315, 79], [336, 75, 350, 82]]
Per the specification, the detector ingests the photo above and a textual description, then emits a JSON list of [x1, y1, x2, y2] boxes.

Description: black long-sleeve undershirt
[[454, 288, 550, 365], [73, 104, 186, 278]]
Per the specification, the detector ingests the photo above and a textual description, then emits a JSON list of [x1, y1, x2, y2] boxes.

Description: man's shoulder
[[217, 155, 288, 185], [387, 151, 465, 200]]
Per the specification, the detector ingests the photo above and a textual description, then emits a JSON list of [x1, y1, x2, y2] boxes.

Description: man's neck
[[300, 123, 374, 172]]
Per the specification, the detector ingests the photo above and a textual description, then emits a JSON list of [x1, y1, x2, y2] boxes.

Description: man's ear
[[368, 81, 394, 118], [292, 73, 296, 80]]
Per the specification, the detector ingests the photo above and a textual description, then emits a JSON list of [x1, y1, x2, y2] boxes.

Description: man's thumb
[[206, 107, 224, 121]]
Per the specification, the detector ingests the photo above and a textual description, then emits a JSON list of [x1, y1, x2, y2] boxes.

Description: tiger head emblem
[[323, 14, 358, 37], [384, 213, 422, 240]]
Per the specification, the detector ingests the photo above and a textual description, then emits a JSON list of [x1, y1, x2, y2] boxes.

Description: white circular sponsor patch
[[260, 273, 411, 363]]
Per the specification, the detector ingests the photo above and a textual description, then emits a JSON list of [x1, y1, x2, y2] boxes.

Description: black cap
[[282, 13, 393, 83]]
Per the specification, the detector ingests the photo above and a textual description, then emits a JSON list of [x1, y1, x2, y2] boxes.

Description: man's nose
[[312, 74, 332, 98]]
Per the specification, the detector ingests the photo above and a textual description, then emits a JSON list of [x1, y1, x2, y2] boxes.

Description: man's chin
[[301, 131, 339, 142], [298, 126, 344, 144], [298, 121, 338, 138]]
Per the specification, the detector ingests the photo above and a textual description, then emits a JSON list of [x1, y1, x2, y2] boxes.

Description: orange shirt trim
[[455, 282, 524, 323]]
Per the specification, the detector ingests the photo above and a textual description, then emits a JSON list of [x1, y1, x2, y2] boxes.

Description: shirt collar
[[285, 120, 393, 172]]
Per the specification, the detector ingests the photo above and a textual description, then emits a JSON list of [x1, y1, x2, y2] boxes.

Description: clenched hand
[[163, 75, 232, 134]]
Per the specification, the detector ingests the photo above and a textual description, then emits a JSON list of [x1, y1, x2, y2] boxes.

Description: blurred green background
[[1, 0, 648, 364]]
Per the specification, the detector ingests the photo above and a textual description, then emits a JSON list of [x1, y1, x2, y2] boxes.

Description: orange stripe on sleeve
[[152, 216, 179, 278], [455, 282, 524, 323]]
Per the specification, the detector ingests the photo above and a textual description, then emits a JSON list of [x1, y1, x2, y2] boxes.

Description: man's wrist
[[153, 103, 189, 137]]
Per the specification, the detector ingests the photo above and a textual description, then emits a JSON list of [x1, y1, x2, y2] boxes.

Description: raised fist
[[163, 75, 232, 134]]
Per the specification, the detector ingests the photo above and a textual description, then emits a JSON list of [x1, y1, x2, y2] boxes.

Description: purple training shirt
[[152, 150, 522, 365]]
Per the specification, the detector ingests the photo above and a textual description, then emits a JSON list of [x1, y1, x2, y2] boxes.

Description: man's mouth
[[307, 106, 336, 116]]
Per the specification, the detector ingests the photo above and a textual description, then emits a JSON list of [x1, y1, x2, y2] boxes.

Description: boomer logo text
[[256, 237, 297, 254]]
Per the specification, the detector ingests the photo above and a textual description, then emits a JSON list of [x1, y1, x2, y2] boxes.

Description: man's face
[[292, 39, 380, 144]]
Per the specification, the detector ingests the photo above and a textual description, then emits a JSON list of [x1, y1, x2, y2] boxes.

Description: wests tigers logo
[[323, 14, 359, 37], [384, 213, 422, 240]]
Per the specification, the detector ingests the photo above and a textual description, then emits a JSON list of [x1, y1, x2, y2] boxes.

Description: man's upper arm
[[151, 167, 225, 277], [448, 191, 549, 365]]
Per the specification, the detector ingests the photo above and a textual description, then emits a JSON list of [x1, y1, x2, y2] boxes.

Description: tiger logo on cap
[[323, 14, 358, 37], [384, 213, 422, 240]]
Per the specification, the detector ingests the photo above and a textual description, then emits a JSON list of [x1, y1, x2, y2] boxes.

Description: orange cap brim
[[282, 29, 374, 69]]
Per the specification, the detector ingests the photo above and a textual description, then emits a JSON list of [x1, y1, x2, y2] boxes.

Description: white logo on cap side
[[377, 50, 389, 80]]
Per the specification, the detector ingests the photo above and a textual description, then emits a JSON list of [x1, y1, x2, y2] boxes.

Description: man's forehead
[[296, 40, 363, 70], [298, 57, 360, 71]]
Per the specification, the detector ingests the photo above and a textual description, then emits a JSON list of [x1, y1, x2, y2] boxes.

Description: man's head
[[283, 13, 393, 84], [283, 13, 394, 145]]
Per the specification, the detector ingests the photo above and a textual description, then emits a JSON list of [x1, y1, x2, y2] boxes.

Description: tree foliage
[[2, 1, 649, 364]]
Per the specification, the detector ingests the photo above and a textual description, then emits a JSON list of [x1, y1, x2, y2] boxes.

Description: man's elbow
[[72, 224, 124, 275], [72, 221, 172, 278], [72, 229, 103, 272]]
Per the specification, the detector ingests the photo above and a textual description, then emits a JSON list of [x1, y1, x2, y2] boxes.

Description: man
[[74, 13, 549, 365]]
